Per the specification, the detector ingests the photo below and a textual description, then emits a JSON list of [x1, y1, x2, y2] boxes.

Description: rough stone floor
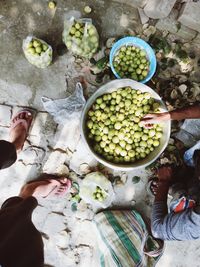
[[1, 1, 200, 267]]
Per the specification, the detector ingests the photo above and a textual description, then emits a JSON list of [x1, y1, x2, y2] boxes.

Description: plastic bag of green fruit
[[62, 16, 99, 59], [79, 172, 115, 208], [23, 36, 53, 68]]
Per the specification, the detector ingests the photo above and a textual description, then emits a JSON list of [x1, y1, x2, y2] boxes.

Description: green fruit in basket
[[75, 31, 81, 38], [90, 36, 98, 43], [75, 23, 81, 30], [70, 27, 76, 35], [27, 47, 36, 55], [88, 27, 96, 36], [113, 45, 150, 81], [35, 46, 42, 54], [28, 42, 33, 48], [80, 27, 84, 34], [42, 44, 48, 51], [33, 40, 41, 48], [93, 186, 107, 201], [76, 38, 82, 45], [66, 40, 72, 48]]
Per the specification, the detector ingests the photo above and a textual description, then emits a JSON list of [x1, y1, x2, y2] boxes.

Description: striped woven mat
[[94, 210, 164, 267]]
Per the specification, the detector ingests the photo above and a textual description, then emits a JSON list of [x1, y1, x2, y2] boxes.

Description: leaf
[[71, 202, 78, 212], [168, 58, 176, 68], [71, 182, 80, 194], [95, 56, 108, 70], [177, 22, 181, 31], [176, 49, 188, 60]]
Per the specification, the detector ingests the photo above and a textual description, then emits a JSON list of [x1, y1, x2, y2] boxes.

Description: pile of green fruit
[[63, 20, 99, 59], [92, 186, 107, 202], [23, 37, 52, 68], [113, 45, 150, 81], [86, 86, 163, 164], [27, 39, 49, 56]]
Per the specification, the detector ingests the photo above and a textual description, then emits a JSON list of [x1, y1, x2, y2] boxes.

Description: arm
[[151, 182, 170, 240], [141, 104, 200, 127], [151, 167, 172, 240], [170, 104, 200, 120], [151, 168, 200, 241]]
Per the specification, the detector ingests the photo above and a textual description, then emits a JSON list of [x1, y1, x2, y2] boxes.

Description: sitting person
[[0, 174, 71, 267], [141, 104, 200, 240], [151, 159, 200, 241]]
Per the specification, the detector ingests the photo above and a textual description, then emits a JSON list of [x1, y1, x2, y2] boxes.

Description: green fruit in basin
[[86, 87, 163, 164]]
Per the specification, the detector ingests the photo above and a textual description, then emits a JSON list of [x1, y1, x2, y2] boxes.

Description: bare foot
[[9, 111, 33, 153], [19, 177, 71, 199]]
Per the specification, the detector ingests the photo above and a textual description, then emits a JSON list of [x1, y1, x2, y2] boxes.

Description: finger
[[141, 114, 154, 121], [139, 120, 154, 128]]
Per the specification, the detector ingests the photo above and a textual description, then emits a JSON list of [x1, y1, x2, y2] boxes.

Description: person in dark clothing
[[0, 175, 71, 267], [0, 109, 71, 267]]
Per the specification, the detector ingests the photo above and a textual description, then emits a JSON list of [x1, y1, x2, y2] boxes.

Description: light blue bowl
[[110, 36, 157, 83]]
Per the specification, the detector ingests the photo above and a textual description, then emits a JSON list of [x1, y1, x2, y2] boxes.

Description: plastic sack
[[79, 172, 115, 209], [63, 16, 99, 59], [175, 119, 200, 148], [41, 82, 86, 124], [23, 35, 53, 68], [184, 141, 200, 167]]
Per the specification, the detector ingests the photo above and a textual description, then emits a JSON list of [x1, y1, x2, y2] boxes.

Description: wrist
[[163, 112, 171, 120]]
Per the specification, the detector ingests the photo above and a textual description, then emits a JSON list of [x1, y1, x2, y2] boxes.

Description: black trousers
[[0, 141, 44, 267], [0, 140, 17, 170], [0, 197, 44, 267]]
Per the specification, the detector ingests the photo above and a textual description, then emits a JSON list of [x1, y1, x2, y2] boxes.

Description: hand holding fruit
[[141, 112, 171, 129]]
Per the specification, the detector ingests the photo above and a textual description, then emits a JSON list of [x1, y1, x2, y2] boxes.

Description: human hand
[[157, 166, 173, 183], [140, 112, 171, 129]]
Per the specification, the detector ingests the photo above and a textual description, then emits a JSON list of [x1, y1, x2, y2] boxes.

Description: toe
[[59, 177, 68, 184], [48, 179, 61, 186]]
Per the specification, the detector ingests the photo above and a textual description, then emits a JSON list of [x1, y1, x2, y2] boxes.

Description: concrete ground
[[1, 0, 200, 267]]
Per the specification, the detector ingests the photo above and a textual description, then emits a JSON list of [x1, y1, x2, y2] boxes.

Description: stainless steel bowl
[[81, 79, 171, 171]]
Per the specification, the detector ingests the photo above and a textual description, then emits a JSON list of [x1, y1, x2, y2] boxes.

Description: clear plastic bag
[[79, 172, 115, 209], [41, 82, 86, 124], [184, 141, 200, 167], [63, 16, 99, 59], [175, 119, 200, 148], [23, 35, 53, 68]]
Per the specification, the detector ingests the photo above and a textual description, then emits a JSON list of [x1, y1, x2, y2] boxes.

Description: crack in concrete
[[47, 146, 68, 154], [18, 159, 42, 168]]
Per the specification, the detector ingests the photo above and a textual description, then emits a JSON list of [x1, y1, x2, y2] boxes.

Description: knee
[[151, 223, 162, 239]]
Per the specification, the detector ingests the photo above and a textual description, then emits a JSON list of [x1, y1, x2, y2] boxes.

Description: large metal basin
[[81, 79, 171, 171]]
